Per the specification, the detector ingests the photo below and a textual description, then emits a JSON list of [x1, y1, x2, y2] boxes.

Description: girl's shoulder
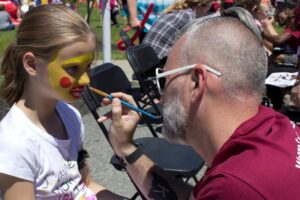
[[0, 105, 40, 181], [0, 104, 40, 147]]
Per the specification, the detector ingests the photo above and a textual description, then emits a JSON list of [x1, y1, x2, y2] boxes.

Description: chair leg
[[130, 192, 140, 200]]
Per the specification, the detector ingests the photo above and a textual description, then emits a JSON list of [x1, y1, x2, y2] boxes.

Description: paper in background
[[265, 72, 298, 88]]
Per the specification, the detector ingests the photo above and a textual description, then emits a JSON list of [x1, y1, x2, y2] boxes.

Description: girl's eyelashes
[[63, 63, 92, 77], [64, 65, 79, 76]]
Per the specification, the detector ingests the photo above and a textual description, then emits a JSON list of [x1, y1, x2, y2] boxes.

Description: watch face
[[48, 52, 94, 102]]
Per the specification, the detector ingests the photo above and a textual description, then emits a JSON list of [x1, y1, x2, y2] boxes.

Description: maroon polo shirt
[[193, 106, 300, 199]]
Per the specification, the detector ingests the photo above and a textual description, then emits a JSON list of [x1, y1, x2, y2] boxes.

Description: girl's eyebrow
[[61, 53, 94, 66]]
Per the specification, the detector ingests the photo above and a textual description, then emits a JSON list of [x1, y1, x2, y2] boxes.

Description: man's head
[[161, 7, 268, 143]]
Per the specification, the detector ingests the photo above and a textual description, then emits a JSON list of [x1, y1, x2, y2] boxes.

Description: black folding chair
[[82, 63, 205, 199], [126, 44, 164, 118]]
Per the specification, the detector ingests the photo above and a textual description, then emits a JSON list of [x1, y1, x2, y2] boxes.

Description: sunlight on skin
[[48, 52, 94, 103]]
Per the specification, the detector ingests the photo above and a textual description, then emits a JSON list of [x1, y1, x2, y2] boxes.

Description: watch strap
[[124, 144, 144, 165]]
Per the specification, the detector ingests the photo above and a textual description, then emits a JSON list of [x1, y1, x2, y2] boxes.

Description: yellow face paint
[[48, 52, 94, 103]]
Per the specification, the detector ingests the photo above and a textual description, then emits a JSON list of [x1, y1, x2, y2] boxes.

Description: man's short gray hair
[[177, 7, 268, 99]]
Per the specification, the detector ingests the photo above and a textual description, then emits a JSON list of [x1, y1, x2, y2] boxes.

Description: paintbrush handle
[[89, 86, 158, 119], [106, 94, 158, 119]]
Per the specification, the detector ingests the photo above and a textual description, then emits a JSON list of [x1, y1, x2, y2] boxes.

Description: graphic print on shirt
[[291, 121, 300, 169], [39, 160, 96, 200]]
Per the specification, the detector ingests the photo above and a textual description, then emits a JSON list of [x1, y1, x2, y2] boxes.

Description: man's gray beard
[[162, 90, 188, 143]]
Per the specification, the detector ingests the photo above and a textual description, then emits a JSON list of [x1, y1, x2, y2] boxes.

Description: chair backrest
[[126, 44, 163, 116], [89, 62, 132, 99], [126, 44, 162, 77]]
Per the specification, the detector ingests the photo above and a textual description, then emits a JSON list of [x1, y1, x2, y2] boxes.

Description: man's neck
[[187, 96, 260, 166]]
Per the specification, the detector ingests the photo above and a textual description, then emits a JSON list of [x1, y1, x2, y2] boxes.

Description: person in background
[[0, 4, 123, 200], [120, 0, 130, 25], [127, 0, 176, 42], [99, 7, 300, 200], [142, 0, 213, 65], [290, 2, 300, 107], [261, 0, 300, 110], [111, 0, 120, 27], [0, 4, 14, 31], [261, 0, 300, 54]]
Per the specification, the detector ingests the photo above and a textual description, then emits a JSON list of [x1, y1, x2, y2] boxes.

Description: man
[[127, 0, 176, 41], [100, 7, 300, 199]]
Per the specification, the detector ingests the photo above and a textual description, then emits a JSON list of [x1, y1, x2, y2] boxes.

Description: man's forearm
[[125, 154, 193, 200], [127, 0, 138, 23]]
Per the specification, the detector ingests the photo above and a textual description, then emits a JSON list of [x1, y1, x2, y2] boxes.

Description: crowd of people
[[1, 0, 300, 199]]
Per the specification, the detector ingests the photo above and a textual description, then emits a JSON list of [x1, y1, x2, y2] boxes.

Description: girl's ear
[[23, 52, 37, 76]]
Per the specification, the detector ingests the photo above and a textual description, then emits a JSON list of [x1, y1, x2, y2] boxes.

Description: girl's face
[[47, 37, 96, 103]]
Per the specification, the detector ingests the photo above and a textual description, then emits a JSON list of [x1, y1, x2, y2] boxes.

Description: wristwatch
[[124, 144, 145, 165]]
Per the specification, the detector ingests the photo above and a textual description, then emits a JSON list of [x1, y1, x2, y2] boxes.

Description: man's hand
[[130, 18, 141, 28], [98, 92, 141, 156]]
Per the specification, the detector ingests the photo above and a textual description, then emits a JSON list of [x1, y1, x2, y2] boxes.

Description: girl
[[0, 4, 121, 200]]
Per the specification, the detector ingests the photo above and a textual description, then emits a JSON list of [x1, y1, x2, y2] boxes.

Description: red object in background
[[117, 3, 154, 51], [224, 0, 234, 3], [212, 2, 220, 12], [0, 0, 21, 26]]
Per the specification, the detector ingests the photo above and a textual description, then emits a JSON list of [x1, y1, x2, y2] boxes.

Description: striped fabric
[[142, 8, 195, 60], [137, 0, 176, 32]]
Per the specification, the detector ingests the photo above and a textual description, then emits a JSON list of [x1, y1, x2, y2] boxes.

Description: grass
[[0, 2, 130, 59]]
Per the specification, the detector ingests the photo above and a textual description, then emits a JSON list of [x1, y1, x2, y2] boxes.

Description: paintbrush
[[89, 86, 158, 119]]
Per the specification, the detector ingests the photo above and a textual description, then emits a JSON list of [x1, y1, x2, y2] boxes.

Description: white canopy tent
[[101, 0, 111, 63], [86, 0, 112, 63]]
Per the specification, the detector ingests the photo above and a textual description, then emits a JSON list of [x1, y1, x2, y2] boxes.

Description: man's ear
[[23, 52, 37, 76], [191, 66, 206, 103]]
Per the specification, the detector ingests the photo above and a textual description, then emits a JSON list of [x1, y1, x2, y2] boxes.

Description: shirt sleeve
[[0, 133, 37, 182], [194, 173, 265, 200]]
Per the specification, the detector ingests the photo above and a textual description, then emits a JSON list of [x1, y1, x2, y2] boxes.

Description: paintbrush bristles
[[89, 87, 109, 97]]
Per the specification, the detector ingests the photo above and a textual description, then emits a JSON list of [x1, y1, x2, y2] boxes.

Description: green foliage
[[0, 2, 128, 59], [0, 31, 16, 56]]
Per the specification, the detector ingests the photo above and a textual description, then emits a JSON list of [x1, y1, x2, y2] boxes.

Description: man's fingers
[[101, 93, 136, 107], [97, 112, 112, 123], [110, 92, 137, 106], [111, 98, 123, 122]]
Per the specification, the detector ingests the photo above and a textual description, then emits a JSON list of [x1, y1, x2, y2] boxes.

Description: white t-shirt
[[0, 101, 97, 200]]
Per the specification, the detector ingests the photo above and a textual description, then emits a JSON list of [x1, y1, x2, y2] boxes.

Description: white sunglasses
[[154, 64, 222, 95]]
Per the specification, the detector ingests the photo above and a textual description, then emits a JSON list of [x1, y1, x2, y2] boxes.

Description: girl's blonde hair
[[0, 4, 96, 105], [164, 0, 212, 13]]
